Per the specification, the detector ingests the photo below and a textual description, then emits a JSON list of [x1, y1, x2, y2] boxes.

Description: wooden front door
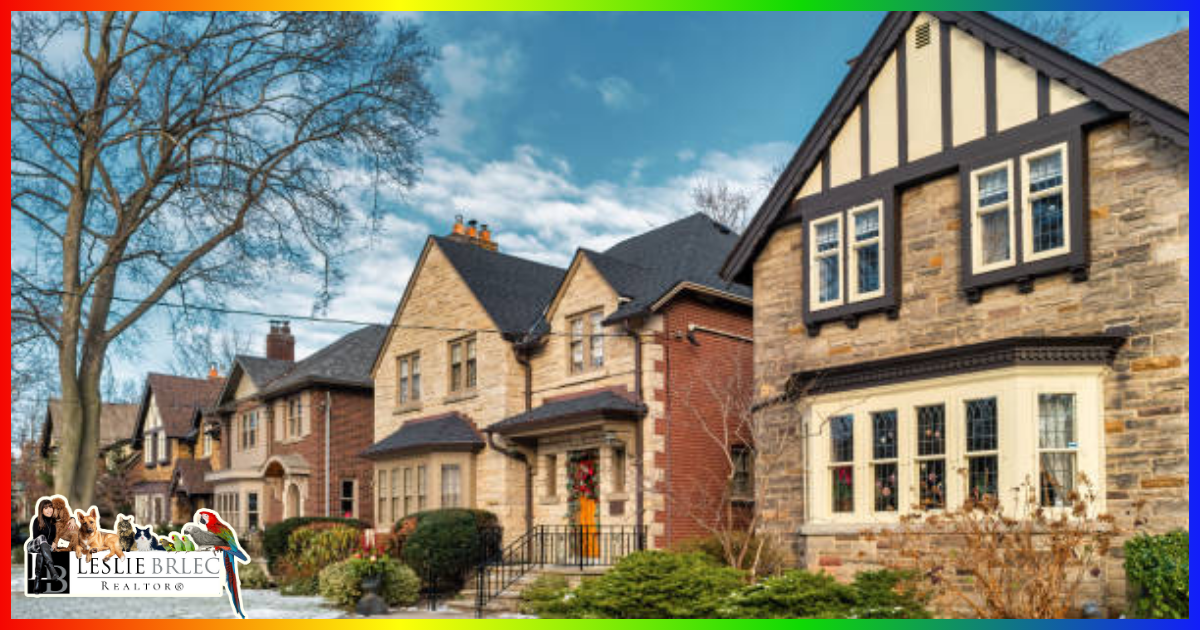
[[568, 450, 600, 558]]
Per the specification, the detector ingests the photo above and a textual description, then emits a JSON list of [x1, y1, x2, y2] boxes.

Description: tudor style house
[[720, 12, 1187, 606], [366, 215, 753, 549], [130, 372, 225, 524], [205, 322, 385, 533]]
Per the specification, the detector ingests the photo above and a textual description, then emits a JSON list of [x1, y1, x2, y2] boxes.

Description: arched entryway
[[286, 483, 301, 519]]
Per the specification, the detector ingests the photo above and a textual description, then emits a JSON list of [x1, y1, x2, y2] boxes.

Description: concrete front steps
[[445, 565, 609, 615]]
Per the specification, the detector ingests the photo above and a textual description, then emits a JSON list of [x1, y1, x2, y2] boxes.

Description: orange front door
[[576, 496, 599, 558]]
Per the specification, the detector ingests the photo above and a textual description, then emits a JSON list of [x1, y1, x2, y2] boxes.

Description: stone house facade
[[367, 215, 753, 549], [720, 11, 1188, 609], [130, 372, 225, 524], [205, 322, 385, 533]]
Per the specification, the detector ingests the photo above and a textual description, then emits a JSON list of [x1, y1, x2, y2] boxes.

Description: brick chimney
[[266, 320, 295, 362], [446, 214, 498, 251]]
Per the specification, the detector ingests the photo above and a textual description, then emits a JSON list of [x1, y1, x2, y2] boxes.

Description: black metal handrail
[[474, 525, 646, 617]]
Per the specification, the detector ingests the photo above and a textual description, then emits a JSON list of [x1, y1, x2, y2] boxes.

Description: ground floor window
[[247, 492, 259, 532], [804, 366, 1104, 523], [441, 464, 461, 508]]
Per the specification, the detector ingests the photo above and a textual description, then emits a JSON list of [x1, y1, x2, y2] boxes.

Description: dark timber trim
[[896, 36, 908, 165], [984, 43, 997, 136], [821, 150, 831, 192], [719, 10, 1188, 285], [958, 121, 1091, 301], [1037, 71, 1051, 118], [860, 90, 871, 177], [787, 334, 1128, 397], [940, 20, 953, 150]]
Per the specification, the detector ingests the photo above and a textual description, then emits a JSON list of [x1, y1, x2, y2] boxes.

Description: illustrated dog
[[75, 507, 125, 562], [50, 496, 80, 553]]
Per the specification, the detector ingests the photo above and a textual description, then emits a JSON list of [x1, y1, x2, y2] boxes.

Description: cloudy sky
[[73, 11, 1187, 387]]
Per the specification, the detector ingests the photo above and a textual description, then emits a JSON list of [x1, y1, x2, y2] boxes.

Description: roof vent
[[914, 22, 932, 49]]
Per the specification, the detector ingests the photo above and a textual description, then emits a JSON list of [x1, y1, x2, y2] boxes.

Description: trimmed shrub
[[670, 533, 786, 577], [1125, 531, 1188, 619], [318, 554, 420, 610], [568, 551, 745, 619], [279, 574, 320, 596], [389, 508, 499, 557], [288, 526, 360, 575], [720, 569, 930, 619], [518, 574, 574, 618], [400, 508, 499, 593], [263, 516, 369, 572], [239, 562, 274, 589]]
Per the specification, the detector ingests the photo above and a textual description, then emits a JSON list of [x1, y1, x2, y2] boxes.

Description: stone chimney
[[446, 214, 498, 251], [266, 320, 295, 362]]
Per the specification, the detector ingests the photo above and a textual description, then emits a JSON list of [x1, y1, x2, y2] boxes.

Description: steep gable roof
[[258, 324, 388, 398], [41, 400, 139, 457], [721, 11, 1190, 284], [1101, 29, 1188, 113], [432, 236, 566, 336], [135, 373, 226, 441]]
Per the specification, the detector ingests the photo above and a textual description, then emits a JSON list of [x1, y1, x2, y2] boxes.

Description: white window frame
[[804, 366, 1104, 524], [1035, 390, 1080, 508], [848, 202, 885, 302], [809, 214, 844, 311], [969, 160, 1017, 274], [1020, 142, 1071, 262]]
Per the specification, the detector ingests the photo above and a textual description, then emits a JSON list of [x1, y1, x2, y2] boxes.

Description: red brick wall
[[267, 388, 376, 525], [655, 294, 754, 546]]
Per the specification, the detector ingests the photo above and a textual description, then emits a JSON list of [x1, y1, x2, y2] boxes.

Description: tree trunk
[[52, 353, 106, 509]]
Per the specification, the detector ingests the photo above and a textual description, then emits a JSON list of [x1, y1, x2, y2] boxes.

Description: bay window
[[804, 365, 1104, 523]]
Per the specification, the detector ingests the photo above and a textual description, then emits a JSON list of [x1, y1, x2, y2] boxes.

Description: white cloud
[[433, 37, 521, 152], [568, 73, 645, 111]]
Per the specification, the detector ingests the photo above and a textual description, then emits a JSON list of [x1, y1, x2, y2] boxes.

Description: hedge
[[399, 508, 500, 593], [1125, 530, 1188, 619], [263, 516, 370, 572], [569, 551, 745, 618]]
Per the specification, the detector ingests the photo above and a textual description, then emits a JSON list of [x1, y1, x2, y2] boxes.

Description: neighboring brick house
[[367, 214, 753, 549], [129, 372, 225, 525], [719, 11, 1187, 607], [206, 322, 384, 533]]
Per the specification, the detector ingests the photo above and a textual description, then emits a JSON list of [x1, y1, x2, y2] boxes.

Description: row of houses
[[31, 12, 1187, 603]]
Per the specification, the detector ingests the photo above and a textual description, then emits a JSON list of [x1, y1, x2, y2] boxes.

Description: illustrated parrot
[[171, 533, 196, 552], [183, 510, 248, 619]]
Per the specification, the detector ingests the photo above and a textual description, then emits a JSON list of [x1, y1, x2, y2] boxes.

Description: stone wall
[[750, 119, 1189, 609]]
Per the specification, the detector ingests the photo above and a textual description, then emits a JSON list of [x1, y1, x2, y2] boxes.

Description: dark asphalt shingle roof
[[1102, 29, 1189, 113], [259, 324, 389, 397], [433, 236, 566, 336], [137, 373, 226, 439], [362, 412, 485, 458], [488, 390, 646, 434], [42, 400, 139, 457], [589, 213, 752, 323], [235, 355, 294, 389]]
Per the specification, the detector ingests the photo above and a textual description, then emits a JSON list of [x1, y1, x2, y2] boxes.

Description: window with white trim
[[849, 203, 884, 301], [969, 161, 1016, 273], [805, 366, 1104, 523], [1021, 143, 1069, 261], [810, 215, 843, 309], [441, 464, 462, 508]]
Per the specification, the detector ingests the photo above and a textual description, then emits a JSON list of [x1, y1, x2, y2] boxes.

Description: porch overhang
[[486, 389, 647, 438]]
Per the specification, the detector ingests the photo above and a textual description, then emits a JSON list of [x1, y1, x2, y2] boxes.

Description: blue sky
[[52, 11, 1189, 388]]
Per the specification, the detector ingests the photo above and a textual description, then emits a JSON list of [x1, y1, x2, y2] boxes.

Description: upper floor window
[[805, 200, 890, 329], [449, 337, 477, 393], [158, 431, 168, 463], [962, 138, 1083, 300], [568, 309, 605, 373], [1021, 144, 1069, 261], [144, 433, 154, 465], [810, 215, 843, 309], [849, 204, 884, 301], [286, 397, 301, 438], [240, 411, 258, 450], [202, 431, 213, 458], [397, 352, 421, 405]]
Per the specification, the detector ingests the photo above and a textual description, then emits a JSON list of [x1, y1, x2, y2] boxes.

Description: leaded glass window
[[1039, 393, 1077, 507]]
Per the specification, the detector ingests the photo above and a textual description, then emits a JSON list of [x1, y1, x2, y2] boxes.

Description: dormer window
[[804, 199, 894, 333], [961, 137, 1085, 301]]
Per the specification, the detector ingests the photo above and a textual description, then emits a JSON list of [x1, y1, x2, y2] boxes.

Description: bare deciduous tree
[[691, 179, 752, 234], [11, 11, 439, 508], [1010, 12, 1125, 62]]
